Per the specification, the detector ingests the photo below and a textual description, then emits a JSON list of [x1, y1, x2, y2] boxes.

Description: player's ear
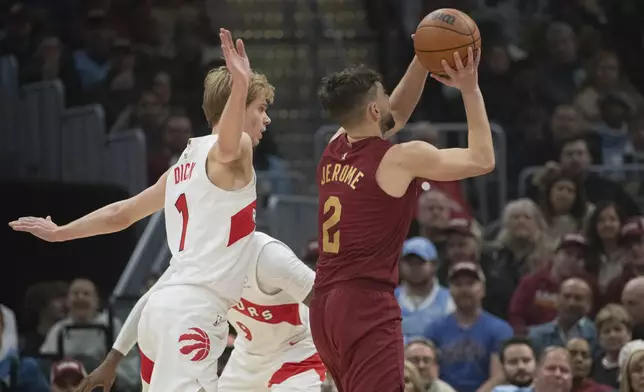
[[368, 102, 379, 120]]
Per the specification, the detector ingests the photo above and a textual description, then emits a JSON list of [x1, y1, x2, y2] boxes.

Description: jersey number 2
[[175, 193, 189, 251], [322, 196, 342, 253]]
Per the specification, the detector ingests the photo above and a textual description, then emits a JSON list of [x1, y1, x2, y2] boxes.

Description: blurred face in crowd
[[43, 295, 67, 324], [594, 54, 620, 89], [566, 338, 592, 380], [601, 101, 628, 128], [628, 238, 644, 269], [547, 24, 577, 64], [416, 191, 450, 231], [622, 280, 644, 325], [557, 278, 592, 323], [598, 320, 631, 354], [549, 179, 576, 215], [628, 352, 644, 392], [596, 206, 621, 242], [550, 105, 583, 141], [445, 233, 478, 262], [553, 245, 586, 278], [405, 342, 438, 383], [163, 116, 193, 153], [534, 349, 573, 392], [136, 91, 163, 126], [506, 207, 538, 240], [67, 279, 99, 323], [35, 36, 62, 63], [449, 275, 483, 312], [559, 140, 592, 176], [153, 72, 172, 105], [485, 45, 510, 75], [400, 255, 434, 287], [502, 343, 536, 387]]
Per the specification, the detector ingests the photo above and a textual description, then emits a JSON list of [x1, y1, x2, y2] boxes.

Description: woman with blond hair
[[620, 346, 644, 392]]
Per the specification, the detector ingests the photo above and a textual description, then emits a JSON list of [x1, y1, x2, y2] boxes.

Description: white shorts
[[218, 346, 325, 392], [138, 286, 229, 392]]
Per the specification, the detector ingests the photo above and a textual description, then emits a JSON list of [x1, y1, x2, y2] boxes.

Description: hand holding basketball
[[219, 28, 251, 82], [431, 47, 481, 93], [8, 215, 62, 242]]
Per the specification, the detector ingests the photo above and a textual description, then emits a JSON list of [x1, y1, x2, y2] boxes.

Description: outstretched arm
[[9, 172, 168, 242], [385, 55, 428, 138]]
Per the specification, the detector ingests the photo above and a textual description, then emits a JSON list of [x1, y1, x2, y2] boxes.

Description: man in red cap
[[50, 359, 87, 392]]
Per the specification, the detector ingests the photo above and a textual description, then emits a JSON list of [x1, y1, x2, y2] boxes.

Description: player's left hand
[[75, 362, 117, 392], [219, 28, 251, 82], [8, 216, 62, 242], [431, 47, 481, 93]]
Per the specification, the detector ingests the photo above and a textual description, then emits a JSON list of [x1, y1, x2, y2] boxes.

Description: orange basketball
[[413, 9, 481, 75]]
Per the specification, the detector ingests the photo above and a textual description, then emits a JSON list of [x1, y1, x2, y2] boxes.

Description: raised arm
[[9, 171, 168, 242], [385, 55, 428, 138], [388, 48, 494, 181], [210, 28, 252, 163]]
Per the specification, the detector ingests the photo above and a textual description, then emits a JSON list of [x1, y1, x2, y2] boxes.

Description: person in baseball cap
[[50, 359, 87, 392]]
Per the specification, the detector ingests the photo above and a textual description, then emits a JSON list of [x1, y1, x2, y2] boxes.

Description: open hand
[[8, 216, 61, 242], [75, 362, 117, 392], [431, 47, 481, 93], [219, 28, 251, 82]]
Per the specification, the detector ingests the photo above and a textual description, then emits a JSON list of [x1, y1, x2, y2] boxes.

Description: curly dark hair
[[539, 171, 587, 226]]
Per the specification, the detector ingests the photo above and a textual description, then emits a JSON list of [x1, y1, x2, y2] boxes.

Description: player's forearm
[[386, 57, 428, 137], [216, 79, 250, 161], [462, 89, 495, 171], [55, 201, 132, 241]]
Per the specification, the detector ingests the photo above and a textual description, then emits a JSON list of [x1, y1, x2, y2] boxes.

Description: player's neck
[[344, 124, 382, 142]]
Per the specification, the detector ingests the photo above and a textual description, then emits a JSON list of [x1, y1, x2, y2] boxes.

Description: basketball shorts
[[138, 285, 229, 392], [218, 345, 326, 391], [310, 282, 405, 392]]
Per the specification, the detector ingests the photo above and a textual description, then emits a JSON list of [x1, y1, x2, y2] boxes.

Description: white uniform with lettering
[[137, 134, 257, 392], [219, 232, 325, 391]]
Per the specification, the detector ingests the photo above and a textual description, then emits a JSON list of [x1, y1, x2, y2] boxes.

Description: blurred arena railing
[[314, 122, 508, 224]]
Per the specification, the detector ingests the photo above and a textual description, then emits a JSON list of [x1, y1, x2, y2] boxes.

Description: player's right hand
[[75, 362, 117, 392], [219, 28, 251, 82], [8, 216, 62, 242]]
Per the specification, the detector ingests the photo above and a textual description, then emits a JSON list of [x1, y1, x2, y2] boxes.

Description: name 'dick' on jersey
[[163, 135, 257, 306]]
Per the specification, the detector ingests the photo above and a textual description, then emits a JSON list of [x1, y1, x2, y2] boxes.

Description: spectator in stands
[[404, 360, 427, 392], [424, 261, 512, 392], [592, 304, 632, 388], [566, 338, 612, 392], [21, 281, 68, 357], [532, 347, 573, 392], [404, 338, 456, 392], [0, 306, 17, 361], [111, 90, 166, 146], [585, 202, 628, 291], [606, 218, 644, 304], [529, 278, 597, 357], [539, 172, 590, 239], [397, 237, 453, 343], [621, 277, 644, 340], [0, 3, 33, 65], [147, 113, 193, 183], [73, 10, 114, 90], [574, 51, 644, 124], [492, 337, 537, 391], [0, 307, 48, 392], [509, 234, 593, 333], [619, 345, 644, 392], [624, 115, 644, 165], [49, 359, 87, 392], [415, 190, 451, 255], [594, 93, 633, 166]]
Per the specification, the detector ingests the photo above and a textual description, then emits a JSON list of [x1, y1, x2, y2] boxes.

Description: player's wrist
[[460, 86, 481, 95], [105, 348, 125, 364]]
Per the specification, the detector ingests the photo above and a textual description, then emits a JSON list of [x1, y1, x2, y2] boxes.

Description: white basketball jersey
[[163, 134, 257, 307], [228, 233, 315, 356]]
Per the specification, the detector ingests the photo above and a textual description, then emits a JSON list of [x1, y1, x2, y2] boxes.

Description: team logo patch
[[178, 327, 211, 361]]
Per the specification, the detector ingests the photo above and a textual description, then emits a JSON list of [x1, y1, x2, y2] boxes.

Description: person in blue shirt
[[423, 261, 513, 392], [396, 237, 454, 343]]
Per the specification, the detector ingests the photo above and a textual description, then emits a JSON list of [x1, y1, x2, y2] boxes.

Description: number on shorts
[[236, 321, 253, 341], [175, 193, 189, 251], [322, 196, 342, 254]]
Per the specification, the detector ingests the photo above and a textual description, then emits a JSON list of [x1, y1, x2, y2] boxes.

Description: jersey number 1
[[322, 196, 342, 253], [175, 193, 189, 251]]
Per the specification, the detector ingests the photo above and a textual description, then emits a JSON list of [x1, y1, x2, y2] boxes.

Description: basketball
[[413, 9, 481, 75]]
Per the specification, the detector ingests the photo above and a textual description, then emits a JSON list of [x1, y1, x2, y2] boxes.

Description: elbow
[[107, 204, 134, 232], [470, 154, 495, 175]]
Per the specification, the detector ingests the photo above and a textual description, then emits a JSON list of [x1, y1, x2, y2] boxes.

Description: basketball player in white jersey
[[9, 29, 274, 392], [74, 231, 325, 392]]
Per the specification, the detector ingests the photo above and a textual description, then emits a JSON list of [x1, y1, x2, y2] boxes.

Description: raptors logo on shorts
[[178, 327, 211, 361]]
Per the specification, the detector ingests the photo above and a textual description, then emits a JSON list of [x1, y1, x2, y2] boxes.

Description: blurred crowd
[[3, 0, 644, 391]]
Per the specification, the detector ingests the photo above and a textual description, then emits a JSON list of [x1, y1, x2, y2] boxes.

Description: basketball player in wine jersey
[[311, 47, 495, 392], [9, 29, 274, 392], [74, 232, 325, 392]]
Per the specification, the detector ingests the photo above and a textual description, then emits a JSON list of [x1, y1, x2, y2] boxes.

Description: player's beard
[[379, 112, 396, 136]]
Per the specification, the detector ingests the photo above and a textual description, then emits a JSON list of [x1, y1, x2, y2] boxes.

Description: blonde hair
[[202, 66, 275, 125], [596, 304, 633, 333], [620, 349, 644, 392], [403, 361, 426, 392]]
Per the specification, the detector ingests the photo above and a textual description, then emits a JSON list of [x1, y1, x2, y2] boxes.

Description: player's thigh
[[146, 307, 228, 392], [270, 369, 324, 392], [218, 350, 268, 392], [308, 293, 339, 372]]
